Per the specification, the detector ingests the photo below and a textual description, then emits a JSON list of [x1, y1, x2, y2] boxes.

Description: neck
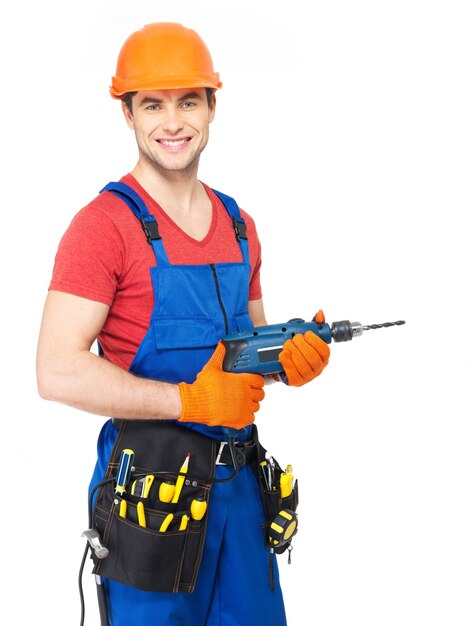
[[131, 160, 203, 216]]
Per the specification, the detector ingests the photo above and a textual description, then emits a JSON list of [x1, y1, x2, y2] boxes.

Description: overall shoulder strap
[[211, 188, 250, 265], [100, 182, 170, 266]]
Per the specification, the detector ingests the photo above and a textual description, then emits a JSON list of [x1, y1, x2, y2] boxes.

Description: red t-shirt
[[49, 174, 262, 371]]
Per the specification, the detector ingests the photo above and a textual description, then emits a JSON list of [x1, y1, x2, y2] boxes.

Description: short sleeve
[[240, 208, 262, 301], [49, 205, 124, 305]]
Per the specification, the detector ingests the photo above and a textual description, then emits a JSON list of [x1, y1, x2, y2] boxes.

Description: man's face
[[122, 88, 215, 174]]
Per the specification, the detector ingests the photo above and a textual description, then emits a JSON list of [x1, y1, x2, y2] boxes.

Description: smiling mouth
[[157, 138, 191, 147]]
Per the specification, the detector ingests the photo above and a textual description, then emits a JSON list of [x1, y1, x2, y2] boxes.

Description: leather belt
[[215, 440, 257, 467]]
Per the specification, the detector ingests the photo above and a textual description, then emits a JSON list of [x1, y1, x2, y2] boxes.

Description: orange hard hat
[[110, 22, 222, 98]]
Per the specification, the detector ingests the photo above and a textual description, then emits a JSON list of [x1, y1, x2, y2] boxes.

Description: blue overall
[[90, 182, 287, 626]]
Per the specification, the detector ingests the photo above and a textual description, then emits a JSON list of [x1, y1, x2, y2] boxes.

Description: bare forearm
[[36, 293, 269, 421], [37, 349, 181, 420]]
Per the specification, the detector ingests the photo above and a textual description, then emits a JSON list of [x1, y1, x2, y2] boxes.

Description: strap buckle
[[215, 441, 228, 465], [140, 216, 161, 244], [232, 216, 247, 242], [215, 440, 255, 467]]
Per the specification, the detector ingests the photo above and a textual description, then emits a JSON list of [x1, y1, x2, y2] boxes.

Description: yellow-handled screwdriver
[[159, 480, 175, 503], [115, 449, 135, 496], [190, 497, 207, 521]]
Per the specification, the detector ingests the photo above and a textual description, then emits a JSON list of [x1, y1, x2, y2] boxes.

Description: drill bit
[[331, 319, 405, 342], [362, 321, 406, 331]]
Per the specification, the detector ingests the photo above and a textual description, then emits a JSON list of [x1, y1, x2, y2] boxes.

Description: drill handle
[[222, 339, 249, 373]]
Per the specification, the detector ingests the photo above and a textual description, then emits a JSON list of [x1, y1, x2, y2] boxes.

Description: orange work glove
[[178, 341, 265, 430], [278, 330, 330, 387]]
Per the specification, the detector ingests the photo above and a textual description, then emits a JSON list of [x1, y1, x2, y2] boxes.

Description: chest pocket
[[154, 316, 219, 350]]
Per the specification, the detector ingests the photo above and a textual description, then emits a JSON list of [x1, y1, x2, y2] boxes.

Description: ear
[[122, 101, 135, 130], [209, 94, 216, 123]]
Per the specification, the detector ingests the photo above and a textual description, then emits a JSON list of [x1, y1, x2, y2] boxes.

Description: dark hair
[[122, 88, 215, 113], [122, 91, 136, 112]]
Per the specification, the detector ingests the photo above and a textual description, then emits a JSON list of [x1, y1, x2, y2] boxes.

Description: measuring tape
[[268, 509, 298, 547]]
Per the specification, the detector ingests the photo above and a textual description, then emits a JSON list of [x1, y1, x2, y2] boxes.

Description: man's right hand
[[178, 342, 265, 430]]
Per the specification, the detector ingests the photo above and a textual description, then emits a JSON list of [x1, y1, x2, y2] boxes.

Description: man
[[37, 23, 330, 626]]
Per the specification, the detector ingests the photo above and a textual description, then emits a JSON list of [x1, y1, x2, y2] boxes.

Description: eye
[[181, 101, 196, 109]]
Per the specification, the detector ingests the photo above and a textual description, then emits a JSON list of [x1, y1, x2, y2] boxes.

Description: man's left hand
[[279, 331, 330, 387]]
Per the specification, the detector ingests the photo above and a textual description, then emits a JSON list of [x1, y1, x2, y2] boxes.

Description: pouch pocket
[[93, 497, 207, 593], [93, 421, 216, 592], [260, 480, 299, 553]]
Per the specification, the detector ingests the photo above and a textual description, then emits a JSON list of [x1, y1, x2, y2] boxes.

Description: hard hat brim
[[110, 73, 222, 99]]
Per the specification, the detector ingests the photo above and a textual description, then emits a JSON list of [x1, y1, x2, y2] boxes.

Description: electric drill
[[222, 313, 405, 375]]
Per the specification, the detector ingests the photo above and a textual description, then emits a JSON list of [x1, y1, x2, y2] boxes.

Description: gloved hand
[[279, 330, 330, 387], [178, 341, 265, 429]]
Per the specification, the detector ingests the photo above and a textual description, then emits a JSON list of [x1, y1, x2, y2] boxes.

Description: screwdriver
[[190, 497, 207, 521], [115, 449, 135, 496], [159, 480, 176, 503]]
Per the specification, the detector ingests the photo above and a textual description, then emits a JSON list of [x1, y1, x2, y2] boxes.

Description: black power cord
[[79, 476, 115, 626], [79, 543, 90, 626], [213, 438, 241, 483]]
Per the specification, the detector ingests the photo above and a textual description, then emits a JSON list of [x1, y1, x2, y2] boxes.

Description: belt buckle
[[215, 441, 228, 465]]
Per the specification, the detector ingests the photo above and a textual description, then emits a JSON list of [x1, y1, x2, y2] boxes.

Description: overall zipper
[[210, 264, 229, 335]]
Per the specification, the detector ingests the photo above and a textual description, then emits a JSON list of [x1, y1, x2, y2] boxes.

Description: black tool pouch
[[251, 428, 299, 555], [92, 421, 219, 593]]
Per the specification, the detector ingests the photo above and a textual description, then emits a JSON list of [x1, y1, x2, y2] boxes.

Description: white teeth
[[161, 139, 186, 146]]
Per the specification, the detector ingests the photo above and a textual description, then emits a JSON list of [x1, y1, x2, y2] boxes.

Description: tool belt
[[92, 421, 298, 593]]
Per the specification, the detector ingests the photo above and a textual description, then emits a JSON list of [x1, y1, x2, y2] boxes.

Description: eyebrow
[[138, 92, 203, 106]]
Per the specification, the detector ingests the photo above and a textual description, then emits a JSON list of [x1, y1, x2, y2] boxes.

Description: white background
[[1, 1, 471, 624]]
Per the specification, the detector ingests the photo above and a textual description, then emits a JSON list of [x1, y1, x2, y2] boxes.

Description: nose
[[162, 106, 184, 134]]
